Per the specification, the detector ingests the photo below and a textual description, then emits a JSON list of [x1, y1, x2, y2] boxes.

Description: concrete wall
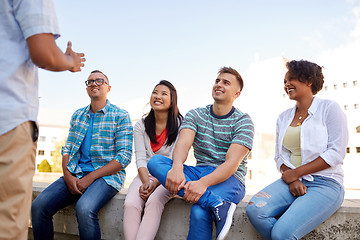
[[29, 182, 360, 240]]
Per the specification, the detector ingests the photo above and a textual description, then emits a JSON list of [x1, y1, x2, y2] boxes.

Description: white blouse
[[275, 97, 349, 185]]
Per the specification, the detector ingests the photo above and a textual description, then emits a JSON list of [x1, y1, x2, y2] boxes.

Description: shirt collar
[[308, 96, 319, 116], [209, 104, 235, 119], [289, 96, 319, 120], [85, 99, 110, 116]]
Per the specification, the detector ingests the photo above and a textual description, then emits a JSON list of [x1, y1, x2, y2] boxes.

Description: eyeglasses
[[85, 78, 108, 87]]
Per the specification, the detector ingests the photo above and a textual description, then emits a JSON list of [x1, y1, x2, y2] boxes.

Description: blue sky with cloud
[[39, 0, 360, 121]]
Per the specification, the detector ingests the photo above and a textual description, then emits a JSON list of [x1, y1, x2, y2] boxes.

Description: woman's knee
[[245, 202, 255, 220], [246, 194, 271, 224], [144, 195, 166, 210], [124, 197, 143, 213], [246, 197, 259, 215]]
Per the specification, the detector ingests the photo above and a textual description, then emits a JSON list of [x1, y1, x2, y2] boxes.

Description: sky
[[38, 0, 360, 123]]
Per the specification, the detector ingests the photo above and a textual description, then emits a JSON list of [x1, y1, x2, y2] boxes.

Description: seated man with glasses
[[31, 70, 133, 240]]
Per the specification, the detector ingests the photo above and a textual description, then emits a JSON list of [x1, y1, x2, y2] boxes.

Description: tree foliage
[[51, 138, 66, 173], [38, 159, 52, 172]]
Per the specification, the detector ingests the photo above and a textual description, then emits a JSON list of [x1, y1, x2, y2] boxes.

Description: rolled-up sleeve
[[114, 112, 133, 169], [319, 102, 348, 167], [61, 114, 76, 156]]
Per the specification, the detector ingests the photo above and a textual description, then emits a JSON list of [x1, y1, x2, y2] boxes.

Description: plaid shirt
[[61, 100, 133, 191]]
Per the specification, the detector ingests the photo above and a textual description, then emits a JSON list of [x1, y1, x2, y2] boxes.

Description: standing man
[[0, 1, 85, 239], [148, 67, 254, 240], [31, 70, 133, 240]]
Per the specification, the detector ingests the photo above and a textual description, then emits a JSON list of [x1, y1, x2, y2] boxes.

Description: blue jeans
[[148, 155, 245, 240], [246, 176, 344, 240], [31, 176, 118, 240]]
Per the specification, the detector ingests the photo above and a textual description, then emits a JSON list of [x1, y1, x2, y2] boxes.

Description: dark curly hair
[[286, 60, 324, 95]]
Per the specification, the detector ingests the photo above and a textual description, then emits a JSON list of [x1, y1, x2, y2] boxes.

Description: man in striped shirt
[[31, 70, 133, 240], [148, 67, 254, 240]]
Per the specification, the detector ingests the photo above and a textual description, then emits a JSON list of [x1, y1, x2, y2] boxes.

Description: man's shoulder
[[232, 107, 253, 123], [72, 105, 89, 117], [107, 102, 130, 116], [186, 105, 210, 116]]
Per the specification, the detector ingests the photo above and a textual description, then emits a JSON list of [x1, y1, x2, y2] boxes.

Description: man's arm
[[76, 160, 122, 193], [26, 33, 85, 72], [183, 143, 249, 203], [165, 128, 195, 194], [62, 154, 82, 195]]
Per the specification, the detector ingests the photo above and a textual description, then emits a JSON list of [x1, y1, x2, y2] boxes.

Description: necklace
[[297, 113, 307, 126]]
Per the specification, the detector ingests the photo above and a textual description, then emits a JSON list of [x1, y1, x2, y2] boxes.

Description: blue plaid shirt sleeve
[[61, 113, 76, 156], [114, 111, 133, 169]]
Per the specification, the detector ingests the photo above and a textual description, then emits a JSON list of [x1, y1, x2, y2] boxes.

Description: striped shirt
[[180, 105, 254, 185], [61, 100, 133, 191]]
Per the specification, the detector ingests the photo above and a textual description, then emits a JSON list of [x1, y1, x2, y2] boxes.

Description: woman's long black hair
[[143, 80, 183, 146]]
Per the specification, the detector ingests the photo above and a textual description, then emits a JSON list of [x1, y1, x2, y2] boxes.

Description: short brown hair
[[218, 66, 243, 91]]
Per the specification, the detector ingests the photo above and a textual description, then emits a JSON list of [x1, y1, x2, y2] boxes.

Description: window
[[38, 150, 45, 156], [51, 137, 58, 143], [39, 136, 46, 142], [324, 86, 328, 91], [354, 80, 358, 87], [355, 104, 359, 110], [344, 105, 348, 110], [343, 82, 348, 88], [356, 147, 360, 153], [333, 84, 338, 90], [346, 147, 350, 154]]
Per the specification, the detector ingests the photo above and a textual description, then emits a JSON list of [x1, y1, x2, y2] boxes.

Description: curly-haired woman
[[246, 60, 348, 240]]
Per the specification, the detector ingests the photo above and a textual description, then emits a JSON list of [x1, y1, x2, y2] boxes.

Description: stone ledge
[[28, 182, 360, 240]]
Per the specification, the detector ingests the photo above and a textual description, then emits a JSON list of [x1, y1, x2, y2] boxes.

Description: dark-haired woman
[[246, 60, 348, 240], [123, 80, 183, 240]]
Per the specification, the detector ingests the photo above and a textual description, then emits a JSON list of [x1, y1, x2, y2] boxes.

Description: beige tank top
[[282, 125, 302, 168]]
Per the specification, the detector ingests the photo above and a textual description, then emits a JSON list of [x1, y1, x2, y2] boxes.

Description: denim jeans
[[31, 176, 118, 240], [148, 155, 245, 240], [246, 176, 344, 240]]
